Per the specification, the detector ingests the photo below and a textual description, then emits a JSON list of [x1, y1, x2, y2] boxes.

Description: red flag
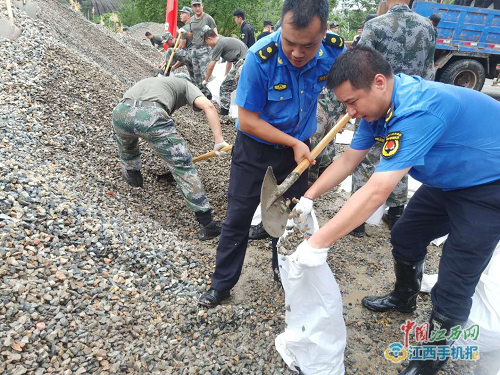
[[165, 0, 178, 36]]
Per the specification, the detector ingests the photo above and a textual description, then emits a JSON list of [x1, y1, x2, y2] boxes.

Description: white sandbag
[[365, 203, 386, 226], [276, 211, 346, 374], [206, 60, 226, 104], [251, 203, 262, 226], [229, 90, 238, 119], [420, 242, 500, 353]]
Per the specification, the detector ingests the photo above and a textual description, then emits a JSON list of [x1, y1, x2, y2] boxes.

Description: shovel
[[192, 145, 232, 163], [261, 113, 352, 237], [164, 31, 184, 75]]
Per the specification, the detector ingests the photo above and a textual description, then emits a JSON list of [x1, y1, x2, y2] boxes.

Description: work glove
[[289, 239, 328, 268], [202, 80, 207, 86], [214, 141, 230, 156], [291, 196, 313, 225], [178, 28, 187, 34]]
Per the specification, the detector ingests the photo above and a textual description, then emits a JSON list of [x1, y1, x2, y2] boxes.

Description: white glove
[[214, 141, 230, 156], [202, 80, 207, 86], [178, 28, 186, 34], [292, 196, 313, 224], [289, 239, 328, 268]]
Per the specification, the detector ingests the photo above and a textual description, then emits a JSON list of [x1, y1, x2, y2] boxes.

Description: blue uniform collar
[[276, 29, 324, 72], [385, 75, 401, 126]]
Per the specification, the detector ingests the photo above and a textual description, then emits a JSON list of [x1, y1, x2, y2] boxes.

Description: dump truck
[[413, 0, 500, 91]]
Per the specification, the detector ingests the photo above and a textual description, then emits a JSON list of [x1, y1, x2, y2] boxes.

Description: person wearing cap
[[204, 29, 248, 115], [233, 8, 255, 48], [198, 0, 345, 308], [162, 6, 195, 79], [351, 24, 363, 47], [178, 0, 217, 99], [145, 32, 164, 49], [329, 22, 338, 33], [257, 20, 273, 41], [111, 76, 229, 240]]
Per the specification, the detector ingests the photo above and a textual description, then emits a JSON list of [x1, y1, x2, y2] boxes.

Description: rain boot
[[195, 210, 222, 241], [122, 169, 143, 188], [383, 205, 405, 230], [399, 309, 467, 374], [362, 257, 424, 313]]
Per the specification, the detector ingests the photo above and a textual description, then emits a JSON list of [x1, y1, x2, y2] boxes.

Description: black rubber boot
[[349, 223, 365, 237], [383, 205, 405, 230], [248, 222, 270, 240], [219, 107, 229, 116], [399, 309, 466, 374], [362, 257, 424, 313], [206, 93, 212, 100], [195, 210, 222, 241], [122, 169, 143, 188]]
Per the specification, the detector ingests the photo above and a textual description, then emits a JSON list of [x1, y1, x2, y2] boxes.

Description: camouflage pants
[[111, 102, 210, 212], [191, 46, 212, 97], [351, 119, 408, 207], [165, 47, 194, 81], [219, 59, 244, 110], [309, 91, 345, 183]]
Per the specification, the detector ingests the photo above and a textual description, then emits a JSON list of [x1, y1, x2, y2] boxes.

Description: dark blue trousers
[[391, 181, 500, 321], [211, 132, 309, 291]]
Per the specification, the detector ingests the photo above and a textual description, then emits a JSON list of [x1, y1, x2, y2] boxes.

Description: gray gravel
[[0, 1, 485, 374]]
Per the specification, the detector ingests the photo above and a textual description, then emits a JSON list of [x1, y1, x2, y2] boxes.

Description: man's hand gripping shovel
[[261, 114, 351, 238]]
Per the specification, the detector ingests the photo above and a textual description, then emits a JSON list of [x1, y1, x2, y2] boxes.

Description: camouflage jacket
[[358, 4, 436, 80]]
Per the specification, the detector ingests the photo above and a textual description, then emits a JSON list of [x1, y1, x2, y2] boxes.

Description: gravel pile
[[0, 1, 481, 374]]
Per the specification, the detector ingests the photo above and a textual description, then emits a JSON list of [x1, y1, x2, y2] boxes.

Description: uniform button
[[280, 97, 283, 100], [301, 90, 304, 94], [300, 109, 303, 112]]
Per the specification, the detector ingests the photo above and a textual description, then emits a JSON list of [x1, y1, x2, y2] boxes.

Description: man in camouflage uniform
[[204, 29, 248, 115], [309, 88, 345, 184], [111, 76, 229, 240], [350, 0, 435, 235], [179, 0, 217, 98], [162, 6, 195, 80]]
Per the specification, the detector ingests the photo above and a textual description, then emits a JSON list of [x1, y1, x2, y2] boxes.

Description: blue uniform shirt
[[350, 74, 500, 190], [235, 29, 346, 144]]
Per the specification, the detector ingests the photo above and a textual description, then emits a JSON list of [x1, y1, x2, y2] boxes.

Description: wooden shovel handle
[[292, 113, 351, 175], [165, 31, 184, 74], [192, 145, 233, 163]]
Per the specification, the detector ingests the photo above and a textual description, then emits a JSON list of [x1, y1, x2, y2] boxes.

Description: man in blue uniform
[[198, 0, 346, 308], [292, 47, 500, 374]]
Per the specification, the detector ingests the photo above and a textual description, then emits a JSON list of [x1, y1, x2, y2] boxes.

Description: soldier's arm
[[225, 61, 233, 76], [178, 38, 187, 49], [193, 96, 224, 143], [205, 61, 217, 82], [171, 61, 183, 71]]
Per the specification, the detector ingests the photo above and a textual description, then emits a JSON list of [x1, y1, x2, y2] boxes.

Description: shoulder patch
[[382, 132, 403, 159], [257, 41, 278, 62], [324, 35, 344, 49]]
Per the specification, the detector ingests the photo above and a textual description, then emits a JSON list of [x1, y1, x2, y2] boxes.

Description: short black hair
[[263, 20, 272, 27], [429, 14, 441, 27], [281, 0, 329, 29], [327, 46, 393, 90], [233, 8, 245, 19], [145, 32, 152, 36], [204, 29, 217, 40], [329, 22, 337, 29]]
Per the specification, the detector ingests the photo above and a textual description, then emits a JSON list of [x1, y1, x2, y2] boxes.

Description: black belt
[[121, 99, 167, 112]]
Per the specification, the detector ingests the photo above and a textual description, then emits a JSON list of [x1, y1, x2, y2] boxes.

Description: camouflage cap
[[162, 32, 173, 41], [191, 0, 202, 4], [179, 6, 193, 16], [200, 25, 211, 38]]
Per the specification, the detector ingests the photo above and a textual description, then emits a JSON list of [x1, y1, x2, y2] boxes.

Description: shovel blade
[[261, 166, 290, 238]]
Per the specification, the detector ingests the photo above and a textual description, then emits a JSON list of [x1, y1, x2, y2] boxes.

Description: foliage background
[[74, 0, 382, 41]]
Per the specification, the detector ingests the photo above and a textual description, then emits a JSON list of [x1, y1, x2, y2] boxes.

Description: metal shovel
[[261, 114, 352, 237]]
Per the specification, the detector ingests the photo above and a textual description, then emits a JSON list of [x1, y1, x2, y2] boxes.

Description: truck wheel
[[439, 59, 486, 91]]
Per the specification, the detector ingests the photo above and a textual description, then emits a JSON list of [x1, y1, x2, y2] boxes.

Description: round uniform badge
[[382, 131, 403, 159]]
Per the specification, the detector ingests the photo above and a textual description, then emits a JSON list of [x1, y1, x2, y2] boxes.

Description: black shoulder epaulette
[[256, 41, 278, 62], [324, 35, 344, 49]]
